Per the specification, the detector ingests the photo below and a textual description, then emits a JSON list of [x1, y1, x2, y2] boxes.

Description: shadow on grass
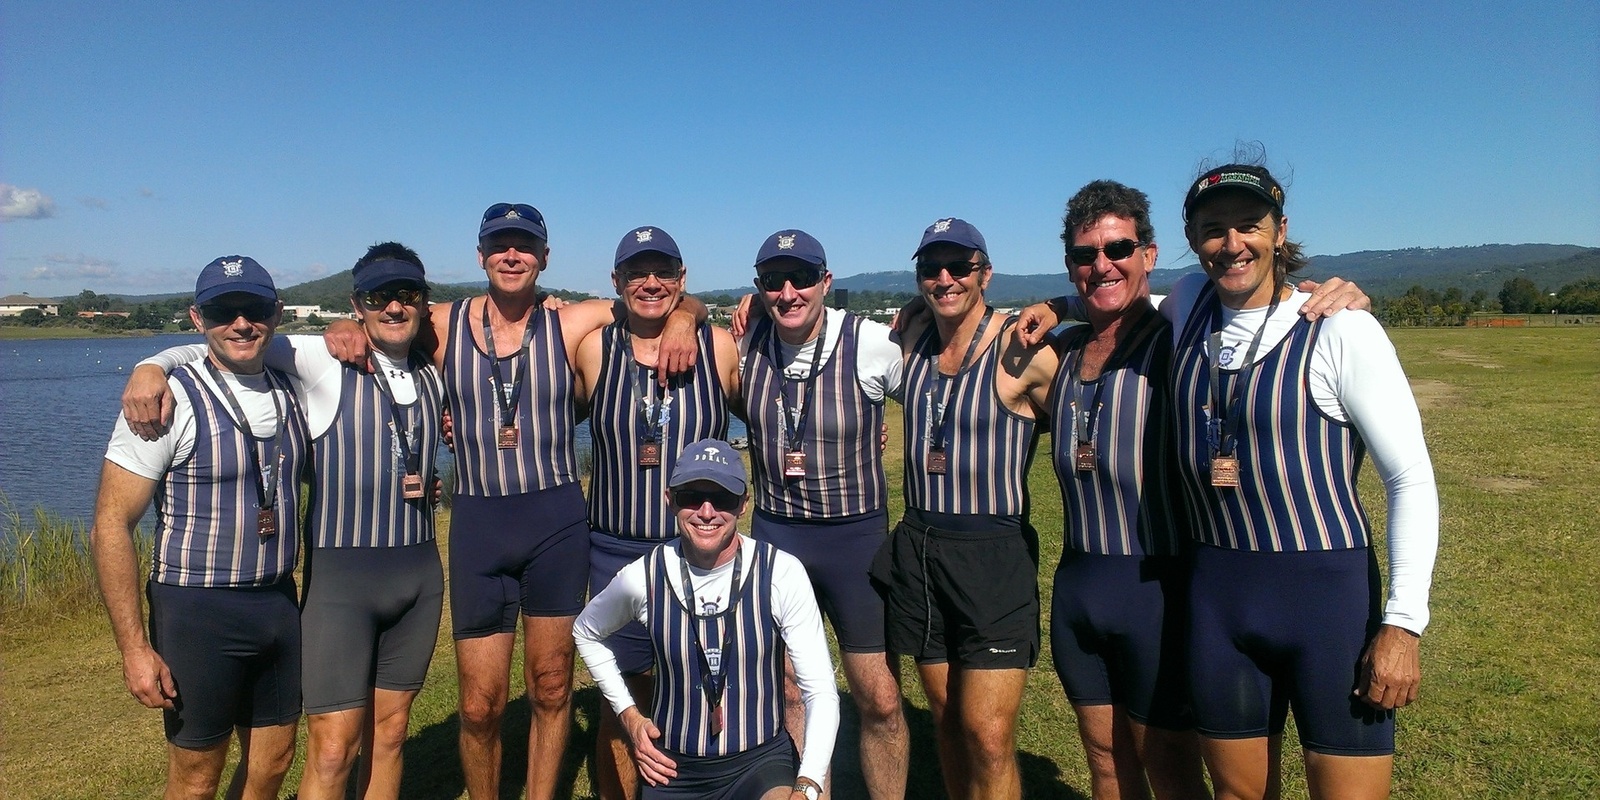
[[396, 687, 602, 800]]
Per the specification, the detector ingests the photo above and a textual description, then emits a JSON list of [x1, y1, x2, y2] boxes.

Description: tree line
[[1370, 278, 1600, 326]]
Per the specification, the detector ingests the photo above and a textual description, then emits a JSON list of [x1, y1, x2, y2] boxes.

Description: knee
[[459, 689, 505, 731], [306, 733, 359, 778], [853, 685, 906, 731], [370, 711, 412, 755], [527, 666, 574, 711], [963, 719, 1019, 770], [167, 768, 222, 800]]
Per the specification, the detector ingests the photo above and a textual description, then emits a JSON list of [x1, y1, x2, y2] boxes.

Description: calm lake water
[[0, 334, 744, 533]]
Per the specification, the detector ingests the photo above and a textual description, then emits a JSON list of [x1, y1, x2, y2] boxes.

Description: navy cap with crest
[[668, 438, 747, 495], [195, 255, 277, 305], [352, 258, 427, 292], [614, 226, 682, 267], [1182, 165, 1286, 222], [478, 202, 549, 241], [755, 229, 826, 268], [914, 217, 988, 258]]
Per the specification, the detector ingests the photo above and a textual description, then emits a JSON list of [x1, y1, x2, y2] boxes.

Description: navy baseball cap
[[668, 439, 747, 495], [195, 256, 277, 305], [913, 217, 988, 258], [614, 226, 682, 267], [1182, 165, 1285, 222], [478, 202, 549, 241], [352, 257, 427, 292], [755, 229, 826, 268]]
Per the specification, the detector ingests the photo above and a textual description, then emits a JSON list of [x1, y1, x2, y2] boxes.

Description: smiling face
[[612, 253, 685, 327], [1185, 190, 1288, 309], [351, 281, 427, 358], [190, 292, 282, 374], [669, 479, 747, 568], [915, 242, 992, 323], [477, 230, 549, 297], [1067, 214, 1156, 326], [754, 257, 831, 343]]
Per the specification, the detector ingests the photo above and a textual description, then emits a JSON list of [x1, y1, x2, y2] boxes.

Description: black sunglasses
[[618, 266, 684, 285], [356, 287, 428, 310], [198, 299, 276, 325], [481, 202, 545, 225], [754, 267, 825, 292], [1067, 239, 1146, 267], [915, 259, 986, 281], [671, 488, 743, 512]]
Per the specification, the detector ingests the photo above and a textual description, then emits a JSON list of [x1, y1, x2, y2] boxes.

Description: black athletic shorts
[[588, 530, 659, 676], [300, 540, 444, 714], [872, 511, 1040, 668], [448, 483, 591, 637], [147, 579, 301, 748]]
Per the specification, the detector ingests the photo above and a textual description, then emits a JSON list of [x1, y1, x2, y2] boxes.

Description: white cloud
[[0, 184, 57, 221], [80, 196, 109, 209], [27, 253, 118, 280]]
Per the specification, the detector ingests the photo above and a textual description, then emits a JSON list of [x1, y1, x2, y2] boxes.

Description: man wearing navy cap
[[572, 226, 741, 798], [575, 439, 839, 800], [736, 228, 910, 799], [875, 218, 1060, 800], [94, 255, 311, 800], [122, 242, 448, 799]]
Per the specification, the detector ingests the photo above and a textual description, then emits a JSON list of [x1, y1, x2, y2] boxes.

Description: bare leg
[[595, 672, 654, 800], [1129, 721, 1209, 800], [1200, 734, 1283, 800], [840, 650, 908, 800], [952, 667, 1027, 800], [456, 632, 515, 800], [225, 722, 298, 800], [164, 740, 230, 800], [916, 661, 969, 797], [1303, 751, 1392, 800], [299, 708, 364, 800], [523, 614, 577, 800], [363, 687, 421, 799], [1072, 703, 1149, 800]]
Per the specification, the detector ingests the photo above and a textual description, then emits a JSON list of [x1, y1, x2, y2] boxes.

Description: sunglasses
[[618, 266, 684, 286], [198, 299, 276, 325], [915, 259, 986, 281], [671, 488, 743, 512], [1067, 239, 1146, 267], [356, 287, 428, 310], [481, 202, 545, 225], [754, 267, 825, 292]]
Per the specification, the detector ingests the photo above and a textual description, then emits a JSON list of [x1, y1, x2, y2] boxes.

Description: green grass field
[[3, 327, 1597, 798]]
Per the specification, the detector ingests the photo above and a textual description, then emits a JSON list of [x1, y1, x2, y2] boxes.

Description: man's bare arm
[[89, 461, 176, 710]]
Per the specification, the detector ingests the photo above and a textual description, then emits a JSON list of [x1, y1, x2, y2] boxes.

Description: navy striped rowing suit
[[443, 300, 577, 497], [305, 355, 444, 548], [644, 541, 784, 758], [742, 314, 886, 519], [1171, 283, 1391, 754], [157, 365, 309, 587], [589, 321, 729, 541], [1047, 307, 1193, 728], [902, 317, 1037, 520]]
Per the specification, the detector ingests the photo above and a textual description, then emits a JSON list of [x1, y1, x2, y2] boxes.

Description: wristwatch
[[794, 777, 822, 800]]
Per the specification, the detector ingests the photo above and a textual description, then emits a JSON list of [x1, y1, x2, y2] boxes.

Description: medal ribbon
[[678, 546, 744, 731], [369, 354, 423, 476], [620, 324, 668, 443], [928, 308, 994, 452], [770, 322, 827, 449], [1206, 291, 1282, 458], [1065, 304, 1150, 448], [481, 301, 540, 429], [203, 361, 286, 512]]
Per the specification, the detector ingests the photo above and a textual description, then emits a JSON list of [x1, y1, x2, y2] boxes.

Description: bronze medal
[[638, 440, 661, 467], [402, 473, 425, 500], [1210, 455, 1241, 488], [708, 702, 723, 737], [926, 448, 948, 475], [1074, 443, 1096, 473], [783, 450, 807, 478], [497, 425, 518, 449], [257, 507, 278, 538]]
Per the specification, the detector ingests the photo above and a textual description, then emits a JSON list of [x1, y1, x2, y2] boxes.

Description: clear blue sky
[[3, 1, 1596, 300]]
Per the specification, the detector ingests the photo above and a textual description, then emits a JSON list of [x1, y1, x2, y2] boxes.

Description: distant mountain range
[[89, 243, 1600, 307]]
